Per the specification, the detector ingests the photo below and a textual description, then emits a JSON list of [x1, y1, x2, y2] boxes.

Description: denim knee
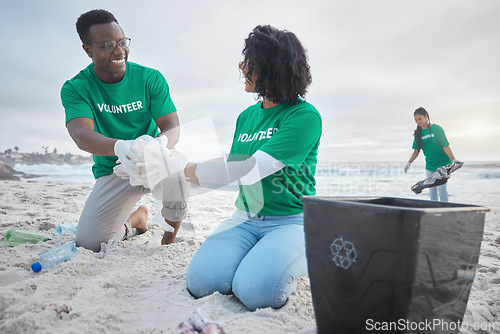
[[186, 256, 233, 298], [232, 271, 298, 310]]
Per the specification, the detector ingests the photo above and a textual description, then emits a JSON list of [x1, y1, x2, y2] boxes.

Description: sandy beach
[[0, 175, 499, 333]]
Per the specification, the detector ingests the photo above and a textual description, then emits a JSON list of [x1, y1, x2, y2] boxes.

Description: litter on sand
[[178, 308, 225, 334]]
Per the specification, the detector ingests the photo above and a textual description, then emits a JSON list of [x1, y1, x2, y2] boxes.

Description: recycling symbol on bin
[[330, 237, 357, 270]]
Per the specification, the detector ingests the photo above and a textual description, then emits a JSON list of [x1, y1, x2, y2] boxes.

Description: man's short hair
[[76, 9, 118, 43]]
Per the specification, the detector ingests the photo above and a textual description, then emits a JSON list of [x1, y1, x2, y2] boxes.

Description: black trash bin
[[301, 196, 489, 334]]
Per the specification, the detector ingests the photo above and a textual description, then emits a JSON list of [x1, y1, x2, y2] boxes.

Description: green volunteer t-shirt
[[228, 99, 322, 216], [412, 124, 452, 171], [61, 62, 176, 179]]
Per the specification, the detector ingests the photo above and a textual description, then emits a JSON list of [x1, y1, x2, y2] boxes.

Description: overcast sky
[[1, 0, 499, 162]]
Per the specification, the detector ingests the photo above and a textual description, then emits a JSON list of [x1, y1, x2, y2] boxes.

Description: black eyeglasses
[[86, 37, 131, 52]]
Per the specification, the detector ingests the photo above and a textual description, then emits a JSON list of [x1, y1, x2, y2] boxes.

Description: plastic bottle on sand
[[55, 222, 78, 235], [2, 229, 50, 246], [31, 241, 79, 272]]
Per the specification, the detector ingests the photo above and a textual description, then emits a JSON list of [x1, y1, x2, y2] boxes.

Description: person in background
[[61, 9, 189, 252], [115, 24, 322, 310], [404, 107, 461, 202]]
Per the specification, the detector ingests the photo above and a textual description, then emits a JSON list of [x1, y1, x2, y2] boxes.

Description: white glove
[[150, 152, 191, 208], [114, 135, 155, 162], [113, 163, 148, 187], [137, 139, 188, 190], [155, 135, 168, 148], [114, 139, 136, 163], [113, 135, 155, 187], [404, 162, 411, 173], [114, 139, 141, 184], [113, 163, 130, 179], [450, 159, 464, 173]]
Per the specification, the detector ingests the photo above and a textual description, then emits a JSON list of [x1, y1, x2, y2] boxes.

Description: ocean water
[[15, 164, 95, 184], [13, 161, 500, 206], [315, 161, 500, 208]]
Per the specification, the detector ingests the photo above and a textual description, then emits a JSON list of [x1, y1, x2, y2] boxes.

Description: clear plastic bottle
[[31, 241, 79, 272], [55, 222, 78, 235], [2, 229, 50, 246]]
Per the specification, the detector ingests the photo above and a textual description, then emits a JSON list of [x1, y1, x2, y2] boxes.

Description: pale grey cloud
[[1, 0, 499, 162]]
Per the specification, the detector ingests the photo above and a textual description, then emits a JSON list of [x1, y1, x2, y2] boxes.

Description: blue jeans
[[186, 210, 307, 310], [426, 169, 449, 202]]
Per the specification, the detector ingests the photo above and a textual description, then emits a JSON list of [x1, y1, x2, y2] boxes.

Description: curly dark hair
[[239, 25, 312, 105], [76, 9, 118, 43], [413, 107, 431, 150]]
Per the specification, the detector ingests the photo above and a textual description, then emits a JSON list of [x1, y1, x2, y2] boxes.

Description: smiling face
[[83, 21, 128, 83]]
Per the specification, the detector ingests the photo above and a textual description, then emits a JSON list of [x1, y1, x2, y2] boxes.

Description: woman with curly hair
[[404, 107, 460, 201], [115, 24, 321, 310], [180, 25, 322, 310]]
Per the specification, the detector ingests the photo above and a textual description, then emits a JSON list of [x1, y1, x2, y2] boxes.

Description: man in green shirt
[[61, 9, 188, 251]]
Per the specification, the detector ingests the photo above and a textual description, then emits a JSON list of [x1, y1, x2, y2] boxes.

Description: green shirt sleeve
[[434, 124, 450, 147], [147, 70, 176, 120], [412, 136, 418, 150], [61, 82, 94, 125], [259, 106, 322, 170]]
